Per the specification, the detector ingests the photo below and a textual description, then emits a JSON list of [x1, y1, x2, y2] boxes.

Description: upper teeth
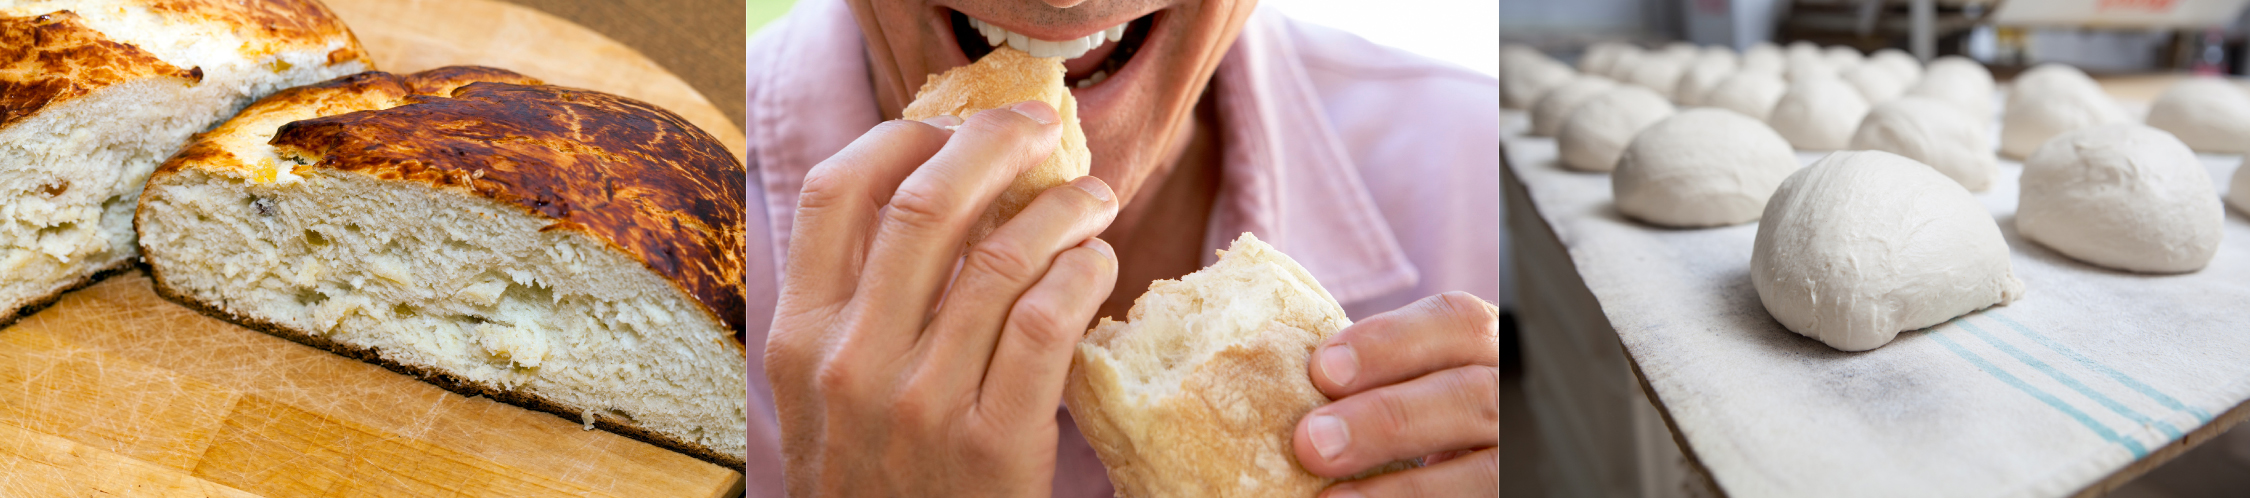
[[966, 15, 1127, 60]]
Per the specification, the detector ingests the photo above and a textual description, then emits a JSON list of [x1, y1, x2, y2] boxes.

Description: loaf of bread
[[0, 0, 370, 325], [901, 46, 1090, 244], [1065, 233, 1406, 496], [133, 67, 749, 467]]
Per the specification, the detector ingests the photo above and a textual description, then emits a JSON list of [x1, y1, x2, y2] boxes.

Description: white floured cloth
[[1502, 101, 2250, 497]]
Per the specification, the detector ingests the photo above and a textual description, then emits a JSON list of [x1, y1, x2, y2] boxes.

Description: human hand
[[1295, 292, 1502, 497], [765, 101, 1121, 497]]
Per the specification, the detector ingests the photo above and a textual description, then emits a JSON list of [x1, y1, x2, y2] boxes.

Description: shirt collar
[[748, 0, 1416, 304]]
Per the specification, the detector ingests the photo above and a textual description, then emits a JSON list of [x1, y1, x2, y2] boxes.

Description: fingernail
[[1071, 176, 1113, 203], [1009, 101, 1058, 125], [919, 114, 962, 128], [1324, 485, 1364, 498], [1083, 237, 1116, 260], [1307, 414, 1349, 461], [1318, 343, 1359, 388]]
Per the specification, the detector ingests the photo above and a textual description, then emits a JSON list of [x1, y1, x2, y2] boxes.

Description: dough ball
[[1822, 45, 1865, 72], [1849, 97, 1999, 191], [1784, 42, 1833, 82], [1906, 56, 1996, 121], [1742, 41, 1787, 76], [1869, 48, 1924, 82], [1625, 55, 1690, 99], [1501, 45, 1577, 109], [1579, 41, 1637, 78], [1769, 77, 1871, 150], [1613, 109, 1800, 227], [2017, 124, 2224, 273], [1557, 86, 1676, 172], [2232, 156, 2250, 215], [2001, 63, 2127, 159], [2144, 77, 2250, 153], [1701, 71, 1788, 122], [1530, 75, 1619, 137], [1842, 63, 1910, 104], [1659, 42, 1701, 62], [1751, 150, 2025, 352], [1600, 45, 1649, 80], [1675, 50, 1739, 106]]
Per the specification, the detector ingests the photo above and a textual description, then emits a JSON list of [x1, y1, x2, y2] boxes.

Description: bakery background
[[1502, 1, 2250, 498], [0, 0, 750, 495]]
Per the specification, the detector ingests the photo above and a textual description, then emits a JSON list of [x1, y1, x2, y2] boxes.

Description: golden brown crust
[[141, 265, 746, 470], [146, 0, 364, 61], [0, 10, 201, 128], [156, 66, 748, 340]]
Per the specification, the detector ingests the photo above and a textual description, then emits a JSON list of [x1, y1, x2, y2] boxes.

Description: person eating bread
[[747, 0, 1502, 496]]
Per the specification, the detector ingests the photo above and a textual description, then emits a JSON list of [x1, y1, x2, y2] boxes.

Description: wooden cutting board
[[0, 1, 746, 496]]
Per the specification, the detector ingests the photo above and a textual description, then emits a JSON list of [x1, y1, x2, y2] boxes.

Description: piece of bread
[[1065, 233, 1408, 497], [0, 0, 370, 326], [133, 67, 749, 467], [901, 46, 1090, 244]]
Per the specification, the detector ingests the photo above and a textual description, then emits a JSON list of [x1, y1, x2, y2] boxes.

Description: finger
[[1319, 448, 1499, 498], [778, 118, 954, 310], [1294, 365, 1500, 478], [922, 176, 1119, 386], [973, 238, 1118, 427], [850, 101, 1063, 344], [1311, 292, 1500, 399]]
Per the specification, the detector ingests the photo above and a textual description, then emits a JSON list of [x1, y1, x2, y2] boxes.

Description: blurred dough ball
[[1741, 41, 1787, 75], [1702, 71, 1789, 122], [1558, 86, 1676, 172], [1675, 49, 1739, 105], [2018, 123, 2223, 273], [1501, 45, 1576, 109], [1849, 97, 1998, 191], [1530, 75, 1618, 137], [1769, 76, 1871, 150], [1907, 56, 1996, 121], [1868, 48, 1923, 83], [1842, 63, 1911, 104], [2002, 63, 2128, 159], [2144, 77, 2250, 153], [1613, 108, 1801, 227]]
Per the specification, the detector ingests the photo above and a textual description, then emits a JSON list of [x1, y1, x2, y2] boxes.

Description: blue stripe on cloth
[[1956, 320, 2183, 440], [1928, 327, 2149, 458], [1986, 312, 2213, 422]]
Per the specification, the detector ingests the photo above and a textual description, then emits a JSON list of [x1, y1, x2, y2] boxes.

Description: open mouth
[[947, 8, 1156, 89]]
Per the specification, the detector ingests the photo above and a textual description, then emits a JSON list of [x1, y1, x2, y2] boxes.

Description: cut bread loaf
[[133, 67, 750, 467], [1065, 233, 1406, 497], [0, 0, 370, 325], [901, 46, 1090, 244]]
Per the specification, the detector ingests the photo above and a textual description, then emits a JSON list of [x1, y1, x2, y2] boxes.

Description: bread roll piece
[[134, 67, 749, 467], [0, 0, 370, 326], [1066, 233, 1410, 497], [902, 47, 1091, 244]]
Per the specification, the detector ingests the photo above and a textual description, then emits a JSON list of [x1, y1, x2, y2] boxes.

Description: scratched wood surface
[[0, 0, 745, 495]]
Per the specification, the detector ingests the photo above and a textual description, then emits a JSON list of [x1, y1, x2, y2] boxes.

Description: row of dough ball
[[1613, 113, 2236, 352], [1505, 49, 2250, 351]]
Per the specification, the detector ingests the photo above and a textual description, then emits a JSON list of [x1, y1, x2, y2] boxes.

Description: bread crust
[[150, 67, 750, 340], [0, 0, 367, 128], [141, 264, 746, 469], [0, 10, 200, 127], [900, 47, 1090, 244]]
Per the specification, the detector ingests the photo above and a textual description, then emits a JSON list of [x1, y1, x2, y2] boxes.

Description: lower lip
[[1067, 12, 1161, 117]]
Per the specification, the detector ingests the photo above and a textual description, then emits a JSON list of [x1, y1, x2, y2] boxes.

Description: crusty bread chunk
[[134, 67, 750, 467], [902, 46, 1091, 244], [1066, 233, 1399, 497], [0, 0, 370, 325]]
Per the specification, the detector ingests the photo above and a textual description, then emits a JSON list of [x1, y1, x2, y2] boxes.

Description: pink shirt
[[744, 1, 1504, 495]]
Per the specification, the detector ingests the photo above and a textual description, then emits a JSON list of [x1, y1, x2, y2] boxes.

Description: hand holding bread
[[1293, 292, 1504, 497], [766, 46, 1120, 494]]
